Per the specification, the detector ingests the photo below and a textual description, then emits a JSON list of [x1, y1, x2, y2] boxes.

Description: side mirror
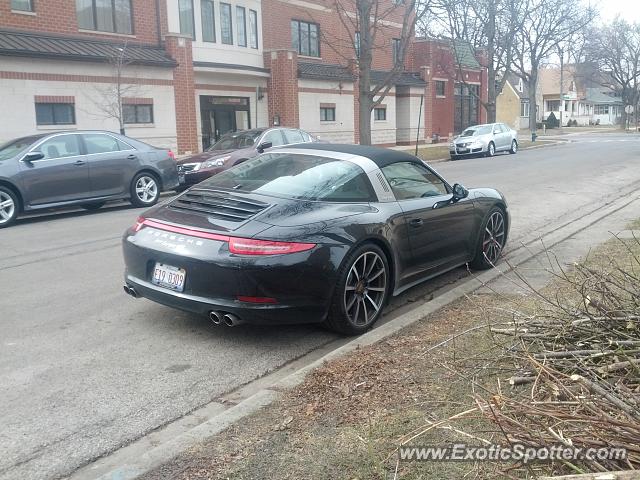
[[256, 141, 273, 154], [23, 151, 45, 162], [452, 183, 469, 201], [493, 129, 500, 135]]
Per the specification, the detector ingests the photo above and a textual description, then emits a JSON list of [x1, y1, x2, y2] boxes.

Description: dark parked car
[[0, 131, 179, 228], [177, 127, 317, 188], [123, 144, 509, 335], [123, 144, 509, 334]]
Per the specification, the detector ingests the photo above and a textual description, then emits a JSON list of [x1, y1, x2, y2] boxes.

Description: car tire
[[130, 172, 160, 208], [324, 243, 390, 335], [81, 202, 105, 211], [0, 186, 19, 229], [450, 154, 459, 161], [486, 142, 496, 157], [470, 206, 507, 270], [509, 140, 518, 154]]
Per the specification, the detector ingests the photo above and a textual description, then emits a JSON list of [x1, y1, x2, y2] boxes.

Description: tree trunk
[[357, 0, 373, 145], [528, 70, 538, 133], [485, 0, 497, 124]]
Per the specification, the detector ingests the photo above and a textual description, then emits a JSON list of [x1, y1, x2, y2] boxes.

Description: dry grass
[[140, 226, 640, 480]]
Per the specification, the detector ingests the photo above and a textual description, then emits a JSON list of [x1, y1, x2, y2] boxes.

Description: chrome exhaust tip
[[123, 285, 139, 298], [209, 311, 222, 325], [223, 313, 243, 327]]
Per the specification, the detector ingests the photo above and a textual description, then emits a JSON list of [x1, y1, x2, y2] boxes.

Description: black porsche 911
[[122, 144, 509, 335]]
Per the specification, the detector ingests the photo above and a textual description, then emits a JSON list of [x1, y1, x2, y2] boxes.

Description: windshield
[[460, 125, 492, 137], [199, 153, 375, 202], [0, 136, 42, 161], [208, 131, 262, 151]]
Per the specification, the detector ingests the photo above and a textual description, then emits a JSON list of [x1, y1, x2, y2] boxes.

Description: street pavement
[[1, 133, 640, 480]]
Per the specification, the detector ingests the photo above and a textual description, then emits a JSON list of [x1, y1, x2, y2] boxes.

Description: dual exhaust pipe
[[124, 284, 243, 327], [209, 311, 244, 327], [123, 285, 139, 298]]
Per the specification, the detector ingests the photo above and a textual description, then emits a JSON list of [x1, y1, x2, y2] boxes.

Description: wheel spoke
[[367, 286, 385, 292], [368, 268, 384, 281], [346, 294, 357, 311], [365, 294, 380, 312], [353, 300, 361, 324], [362, 299, 369, 324]]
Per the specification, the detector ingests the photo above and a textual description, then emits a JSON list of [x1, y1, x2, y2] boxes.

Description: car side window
[[381, 162, 449, 201], [283, 129, 304, 144], [261, 130, 286, 147], [37, 135, 82, 160], [84, 134, 121, 154]]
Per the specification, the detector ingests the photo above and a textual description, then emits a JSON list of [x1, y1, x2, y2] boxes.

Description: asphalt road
[[2, 132, 640, 480]]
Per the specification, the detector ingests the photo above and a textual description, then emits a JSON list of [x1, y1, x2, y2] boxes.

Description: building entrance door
[[200, 96, 251, 150]]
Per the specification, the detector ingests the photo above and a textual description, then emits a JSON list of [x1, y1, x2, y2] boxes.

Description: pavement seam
[[74, 191, 640, 480]]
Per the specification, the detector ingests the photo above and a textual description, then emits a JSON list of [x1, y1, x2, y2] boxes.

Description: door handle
[[127, 154, 137, 160], [74, 160, 86, 166], [409, 218, 423, 227]]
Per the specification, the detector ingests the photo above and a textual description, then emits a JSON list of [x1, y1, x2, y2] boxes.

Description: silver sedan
[[449, 123, 518, 160]]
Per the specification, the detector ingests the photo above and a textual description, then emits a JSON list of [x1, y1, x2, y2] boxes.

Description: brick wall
[[165, 34, 198, 154], [261, 0, 405, 71], [0, 0, 161, 45], [264, 49, 300, 128]]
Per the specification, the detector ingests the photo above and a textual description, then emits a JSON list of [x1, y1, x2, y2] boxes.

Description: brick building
[[0, 0, 487, 153]]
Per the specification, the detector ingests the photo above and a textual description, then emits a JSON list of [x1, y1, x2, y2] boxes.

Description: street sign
[[625, 105, 634, 114]]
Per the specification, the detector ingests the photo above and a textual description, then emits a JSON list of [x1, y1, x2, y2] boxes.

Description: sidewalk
[[129, 190, 640, 478]]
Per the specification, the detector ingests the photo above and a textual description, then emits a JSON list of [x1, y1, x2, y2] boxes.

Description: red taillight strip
[[141, 219, 230, 242], [236, 296, 278, 304], [138, 219, 316, 255]]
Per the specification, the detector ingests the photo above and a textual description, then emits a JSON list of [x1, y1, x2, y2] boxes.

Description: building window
[[201, 0, 215, 42], [392, 38, 402, 65], [520, 100, 530, 117], [12, 0, 34, 12], [35, 103, 76, 125], [435, 80, 446, 97], [177, 0, 195, 39], [220, 3, 233, 44], [248, 9, 258, 49], [355, 31, 360, 58], [454, 83, 479, 133], [76, 0, 133, 35], [374, 107, 386, 121], [123, 104, 154, 124], [236, 6, 247, 47], [595, 105, 610, 115], [547, 100, 560, 112], [320, 106, 335, 122], [291, 20, 319, 57]]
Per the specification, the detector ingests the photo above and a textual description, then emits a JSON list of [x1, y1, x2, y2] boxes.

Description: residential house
[[496, 73, 534, 130]]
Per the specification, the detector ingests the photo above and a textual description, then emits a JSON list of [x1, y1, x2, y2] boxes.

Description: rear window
[[200, 153, 376, 202]]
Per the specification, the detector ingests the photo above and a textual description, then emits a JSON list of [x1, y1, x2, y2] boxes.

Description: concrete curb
[[74, 191, 640, 480]]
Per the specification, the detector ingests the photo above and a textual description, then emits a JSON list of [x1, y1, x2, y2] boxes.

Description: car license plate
[[152, 263, 186, 292]]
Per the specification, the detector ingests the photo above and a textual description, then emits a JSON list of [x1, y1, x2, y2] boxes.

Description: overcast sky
[[593, 0, 640, 23]]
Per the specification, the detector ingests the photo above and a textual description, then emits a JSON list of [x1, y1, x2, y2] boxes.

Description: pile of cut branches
[[480, 235, 640, 474]]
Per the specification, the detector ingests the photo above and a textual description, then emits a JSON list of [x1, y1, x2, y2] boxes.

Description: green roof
[[452, 40, 481, 69]]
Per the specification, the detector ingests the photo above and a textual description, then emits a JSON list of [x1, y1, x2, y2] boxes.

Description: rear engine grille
[[170, 189, 269, 222]]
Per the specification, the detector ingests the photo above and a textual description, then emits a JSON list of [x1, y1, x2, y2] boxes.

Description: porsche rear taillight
[[228, 237, 316, 255], [133, 216, 145, 232], [134, 219, 316, 255]]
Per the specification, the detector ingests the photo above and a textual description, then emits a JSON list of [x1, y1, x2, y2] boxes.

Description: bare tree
[[91, 43, 145, 135], [322, 0, 433, 145], [512, 0, 596, 135], [428, 0, 528, 123], [587, 18, 640, 130]]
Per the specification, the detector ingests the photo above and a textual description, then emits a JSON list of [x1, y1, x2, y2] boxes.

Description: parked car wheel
[[324, 243, 390, 335], [470, 207, 507, 270], [486, 142, 496, 157], [81, 202, 105, 211], [0, 186, 19, 229], [130, 172, 160, 208], [509, 140, 518, 154], [450, 154, 460, 161]]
